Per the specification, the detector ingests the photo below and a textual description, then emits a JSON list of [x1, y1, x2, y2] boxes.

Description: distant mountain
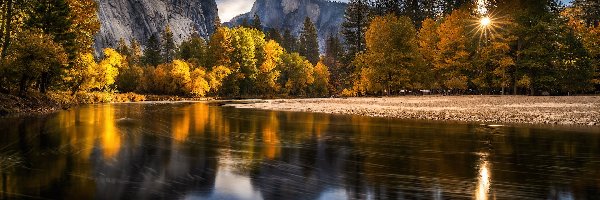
[[226, 0, 347, 49], [94, 0, 219, 53]]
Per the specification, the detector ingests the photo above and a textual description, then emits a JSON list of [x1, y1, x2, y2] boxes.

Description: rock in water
[[226, 0, 346, 50], [94, 0, 219, 53]]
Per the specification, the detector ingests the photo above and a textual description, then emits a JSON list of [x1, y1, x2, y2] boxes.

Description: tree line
[[0, 0, 598, 99], [334, 0, 599, 95]]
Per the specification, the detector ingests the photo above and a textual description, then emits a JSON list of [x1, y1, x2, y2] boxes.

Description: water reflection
[[0, 102, 599, 199]]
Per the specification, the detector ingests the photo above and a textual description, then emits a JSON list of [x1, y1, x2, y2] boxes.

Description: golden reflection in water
[[101, 105, 120, 159], [192, 104, 209, 134], [172, 106, 191, 142], [475, 153, 491, 200], [262, 112, 280, 159]]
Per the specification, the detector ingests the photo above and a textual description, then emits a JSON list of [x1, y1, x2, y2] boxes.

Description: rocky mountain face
[[94, 0, 219, 53], [227, 0, 347, 49]]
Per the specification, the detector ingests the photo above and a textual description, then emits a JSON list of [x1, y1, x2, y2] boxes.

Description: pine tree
[[342, 0, 370, 62], [282, 29, 297, 52], [266, 28, 283, 44], [252, 14, 262, 30], [162, 26, 176, 63], [143, 33, 163, 67], [298, 17, 319, 64], [324, 34, 344, 91], [26, 0, 75, 93]]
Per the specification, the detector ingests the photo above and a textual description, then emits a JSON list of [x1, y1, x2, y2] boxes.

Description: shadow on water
[[0, 102, 599, 199]]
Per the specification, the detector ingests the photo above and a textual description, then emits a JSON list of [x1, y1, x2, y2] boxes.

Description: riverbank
[[226, 96, 600, 126]]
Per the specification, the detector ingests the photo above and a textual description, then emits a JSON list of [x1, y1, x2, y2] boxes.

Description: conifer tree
[[282, 29, 297, 52], [298, 17, 319, 64], [252, 14, 262, 30], [162, 26, 176, 63], [143, 33, 163, 66], [342, 0, 370, 62]]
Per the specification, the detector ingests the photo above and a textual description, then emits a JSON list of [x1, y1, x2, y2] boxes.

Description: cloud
[[216, 0, 255, 22]]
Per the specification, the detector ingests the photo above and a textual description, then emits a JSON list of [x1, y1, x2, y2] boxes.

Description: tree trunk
[[1, 0, 13, 60]]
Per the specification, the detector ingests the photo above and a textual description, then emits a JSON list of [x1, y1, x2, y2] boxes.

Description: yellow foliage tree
[[91, 48, 124, 91], [189, 68, 210, 97], [313, 60, 331, 97], [206, 65, 232, 94], [256, 40, 284, 94]]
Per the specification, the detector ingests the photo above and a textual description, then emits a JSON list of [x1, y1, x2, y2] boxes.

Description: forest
[[0, 0, 598, 100]]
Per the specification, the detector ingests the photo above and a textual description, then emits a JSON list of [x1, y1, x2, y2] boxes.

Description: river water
[[0, 102, 599, 199]]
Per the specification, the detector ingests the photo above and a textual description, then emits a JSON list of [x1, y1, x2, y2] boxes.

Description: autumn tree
[[434, 8, 474, 93], [2, 31, 67, 95], [256, 40, 284, 95], [354, 14, 421, 95], [280, 53, 314, 96], [313, 59, 331, 97], [417, 18, 439, 89]]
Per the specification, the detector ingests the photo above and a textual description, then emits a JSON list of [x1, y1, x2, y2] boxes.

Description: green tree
[[324, 34, 345, 92], [162, 26, 176, 63], [342, 0, 370, 61], [252, 14, 262, 30], [282, 29, 297, 52], [143, 33, 162, 66], [298, 17, 319, 64], [178, 33, 208, 67]]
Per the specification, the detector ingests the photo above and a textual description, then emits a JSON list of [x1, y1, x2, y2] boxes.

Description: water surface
[[0, 102, 599, 199]]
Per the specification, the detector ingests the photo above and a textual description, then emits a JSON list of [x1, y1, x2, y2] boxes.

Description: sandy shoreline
[[226, 96, 600, 126]]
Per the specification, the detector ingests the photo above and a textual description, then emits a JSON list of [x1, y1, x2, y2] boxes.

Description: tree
[[208, 27, 234, 68], [178, 33, 208, 67], [342, 0, 370, 61], [162, 26, 176, 63], [354, 14, 421, 95], [434, 8, 474, 93], [2, 31, 68, 95], [573, 0, 600, 26], [189, 67, 210, 97], [282, 29, 297, 52], [256, 40, 284, 95], [313, 60, 331, 97], [252, 14, 262, 30], [93, 48, 124, 91], [266, 28, 283, 44], [298, 17, 319, 64], [280, 53, 314, 96], [66, 0, 100, 54], [143, 33, 162, 66], [417, 18, 439, 89], [324, 34, 345, 92]]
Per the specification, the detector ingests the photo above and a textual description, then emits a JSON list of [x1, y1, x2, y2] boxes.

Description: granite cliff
[[94, 0, 219, 53], [227, 0, 347, 49]]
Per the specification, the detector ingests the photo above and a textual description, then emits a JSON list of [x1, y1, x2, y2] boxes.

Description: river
[[0, 102, 599, 199]]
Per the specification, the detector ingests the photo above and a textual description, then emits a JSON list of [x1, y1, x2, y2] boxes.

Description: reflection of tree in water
[[1, 103, 600, 199]]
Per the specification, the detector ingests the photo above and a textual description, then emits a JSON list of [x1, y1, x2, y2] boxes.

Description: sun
[[480, 17, 492, 27]]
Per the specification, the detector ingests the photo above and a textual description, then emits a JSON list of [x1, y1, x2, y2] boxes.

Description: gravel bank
[[227, 96, 600, 126]]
